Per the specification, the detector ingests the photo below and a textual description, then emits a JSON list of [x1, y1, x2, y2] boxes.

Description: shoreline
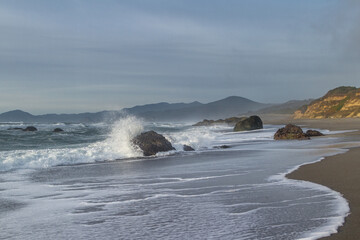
[[287, 147, 360, 240], [266, 116, 360, 240]]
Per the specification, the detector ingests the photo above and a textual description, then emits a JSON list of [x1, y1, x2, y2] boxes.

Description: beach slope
[[284, 118, 360, 239]]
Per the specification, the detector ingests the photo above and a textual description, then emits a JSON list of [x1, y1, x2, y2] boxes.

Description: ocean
[[0, 117, 350, 239]]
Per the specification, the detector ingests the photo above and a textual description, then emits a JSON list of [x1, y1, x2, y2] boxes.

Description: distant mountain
[[0, 110, 123, 123], [252, 99, 314, 114], [137, 96, 269, 121], [123, 101, 203, 115], [0, 96, 268, 123], [294, 86, 360, 119], [36, 111, 122, 123], [0, 110, 36, 122]]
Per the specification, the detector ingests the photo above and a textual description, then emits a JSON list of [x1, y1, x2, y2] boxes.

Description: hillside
[[294, 86, 360, 119]]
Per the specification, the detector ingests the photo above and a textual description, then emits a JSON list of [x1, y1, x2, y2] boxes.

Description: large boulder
[[23, 126, 37, 132], [305, 130, 324, 137], [234, 116, 263, 132], [274, 124, 309, 140], [132, 131, 175, 156]]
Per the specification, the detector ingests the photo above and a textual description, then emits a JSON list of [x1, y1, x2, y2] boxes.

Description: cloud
[[323, 0, 360, 59], [0, 0, 359, 113]]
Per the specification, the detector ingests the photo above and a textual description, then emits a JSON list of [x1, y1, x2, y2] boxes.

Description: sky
[[0, 0, 359, 114]]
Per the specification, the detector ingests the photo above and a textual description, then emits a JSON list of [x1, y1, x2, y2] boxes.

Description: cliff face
[[294, 86, 360, 119]]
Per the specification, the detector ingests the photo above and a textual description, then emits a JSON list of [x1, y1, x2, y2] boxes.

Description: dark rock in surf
[[305, 130, 324, 137], [234, 116, 263, 132], [23, 126, 37, 132], [193, 119, 215, 126], [274, 124, 309, 140], [223, 117, 247, 125], [183, 145, 195, 151], [193, 117, 246, 126], [132, 131, 175, 156], [214, 145, 231, 149], [53, 128, 64, 132]]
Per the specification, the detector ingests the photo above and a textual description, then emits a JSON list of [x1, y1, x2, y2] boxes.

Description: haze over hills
[[251, 99, 314, 115], [4, 88, 354, 123], [137, 96, 269, 121], [0, 96, 269, 123]]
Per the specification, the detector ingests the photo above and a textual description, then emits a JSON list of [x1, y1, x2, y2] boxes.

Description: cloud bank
[[0, 0, 358, 113]]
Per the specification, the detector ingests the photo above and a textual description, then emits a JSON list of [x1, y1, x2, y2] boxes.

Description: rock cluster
[[193, 117, 246, 126], [8, 126, 38, 132], [274, 124, 324, 140], [274, 124, 309, 140], [194, 115, 264, 132], [7, 126, 66, 132]]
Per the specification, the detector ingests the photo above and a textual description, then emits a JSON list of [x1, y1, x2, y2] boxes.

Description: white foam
[[164, 125, 225, 150], [0, 116, 144, 171], [267, 149, 350, 240]]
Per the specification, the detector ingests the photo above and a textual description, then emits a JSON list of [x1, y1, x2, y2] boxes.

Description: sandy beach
[[263, 115, 360, 239]]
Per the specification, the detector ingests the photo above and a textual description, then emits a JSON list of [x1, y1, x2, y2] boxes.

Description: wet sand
[[287, 147, 360, 240], [263, 115, 360, 239]]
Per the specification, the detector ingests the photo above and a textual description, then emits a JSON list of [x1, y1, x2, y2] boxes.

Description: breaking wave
[[0, 116, 145, 171], [0, 116, 272, 171]]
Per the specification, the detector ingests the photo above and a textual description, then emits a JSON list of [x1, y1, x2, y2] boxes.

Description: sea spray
[[0, 116, 144, 171], [103, 115, 144, 157], [165, 125, 223, 151]]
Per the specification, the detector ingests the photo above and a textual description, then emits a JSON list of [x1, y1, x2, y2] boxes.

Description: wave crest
[[0, 116, 144, 171]]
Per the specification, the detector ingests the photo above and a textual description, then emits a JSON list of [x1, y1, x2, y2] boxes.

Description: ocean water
[[0, 117, 351, 240]]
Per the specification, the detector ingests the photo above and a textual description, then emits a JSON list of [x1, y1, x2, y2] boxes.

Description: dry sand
[[262, 115, 360, 239]]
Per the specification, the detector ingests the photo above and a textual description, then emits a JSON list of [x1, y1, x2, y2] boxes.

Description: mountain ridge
[[0, 96, 267, 123], [137, 96, 269, 121]]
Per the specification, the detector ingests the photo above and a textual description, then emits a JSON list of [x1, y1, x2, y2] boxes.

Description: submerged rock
[[305, 130, 324, 137], [53, 128, 64, 132], [7, 127, 24, 131], [214, 145, 231, 149], [234, 116, 263, 132], [23, 126, 37, 132], [274, 124, 309, 140], [183, 145, 195, 151], [132, 131, 175, 156]]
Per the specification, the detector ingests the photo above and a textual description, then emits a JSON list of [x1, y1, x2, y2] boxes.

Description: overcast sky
[[0, 0, 359, 114]]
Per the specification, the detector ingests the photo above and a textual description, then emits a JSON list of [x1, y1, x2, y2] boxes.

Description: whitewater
[[0, 116, 352, 239]]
